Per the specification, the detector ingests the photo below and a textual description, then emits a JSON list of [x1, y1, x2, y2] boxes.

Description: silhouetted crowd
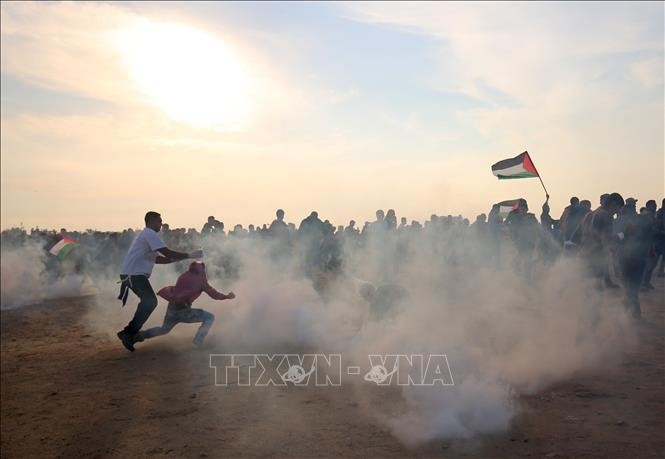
[[2, 194, 663, 319]]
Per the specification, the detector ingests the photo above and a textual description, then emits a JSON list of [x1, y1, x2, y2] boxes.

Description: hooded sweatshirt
[[157, 261, 227, 305]]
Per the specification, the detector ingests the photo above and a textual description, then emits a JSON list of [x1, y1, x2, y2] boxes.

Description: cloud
[[0, 2, 139, 104], [341, 3, 663, 103], [339, 2, 664, 208], [0, 2, 308, 130]]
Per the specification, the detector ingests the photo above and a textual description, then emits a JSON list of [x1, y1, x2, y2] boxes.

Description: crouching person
[[138, 261, 235, 347]]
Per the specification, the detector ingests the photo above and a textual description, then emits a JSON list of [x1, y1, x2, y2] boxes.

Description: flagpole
[[526, 151, 549, 199], [537, 175, 550, 200]]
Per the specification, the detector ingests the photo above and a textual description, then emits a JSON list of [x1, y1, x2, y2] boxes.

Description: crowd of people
[[2, 194, 663, 343]]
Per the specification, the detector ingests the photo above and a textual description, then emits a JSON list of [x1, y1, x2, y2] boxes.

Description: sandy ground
[[1, 279, 663, 459]]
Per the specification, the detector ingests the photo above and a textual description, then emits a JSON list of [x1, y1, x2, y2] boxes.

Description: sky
[[1, 1, 663, 231]]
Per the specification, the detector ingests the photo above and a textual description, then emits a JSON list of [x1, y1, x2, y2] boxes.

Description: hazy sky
[[1, 1, 663, 231]]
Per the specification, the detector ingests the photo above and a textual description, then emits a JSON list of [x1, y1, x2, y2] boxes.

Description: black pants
[[620, 257, 645, 319], [121, 275, 158, 336]]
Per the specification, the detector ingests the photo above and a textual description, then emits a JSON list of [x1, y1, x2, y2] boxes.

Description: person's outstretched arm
[[155, 247, 203, 264], [203, 280, 235, 301]]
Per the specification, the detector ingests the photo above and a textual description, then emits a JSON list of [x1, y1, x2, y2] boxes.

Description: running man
[[117, 211, 202, 352]]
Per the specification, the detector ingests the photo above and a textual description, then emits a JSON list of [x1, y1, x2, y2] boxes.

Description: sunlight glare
[[114, 21, 252, 130]]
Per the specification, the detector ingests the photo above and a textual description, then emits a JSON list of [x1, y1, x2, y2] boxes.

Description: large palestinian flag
[[497, 199, 522, 218], [491, 151, 539, 180], [49, 237, 78, 260]]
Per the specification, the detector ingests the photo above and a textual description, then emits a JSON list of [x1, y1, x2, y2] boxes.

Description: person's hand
[[226, 292, 236, 299], [617, 232, 625, 241], [190, 249, 204, 259]]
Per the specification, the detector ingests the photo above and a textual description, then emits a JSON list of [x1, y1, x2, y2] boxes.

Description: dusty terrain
[[1, 280, 663, 459]]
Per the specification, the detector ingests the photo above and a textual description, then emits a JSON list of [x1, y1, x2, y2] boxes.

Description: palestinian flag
[[497, 199, 521, 218], [49, 237, 78, 260], [491, 151, 539, 180]]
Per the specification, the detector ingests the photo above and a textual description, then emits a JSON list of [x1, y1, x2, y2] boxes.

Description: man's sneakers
[[192, 336, 206, 349], [117, 330, 135, 352]]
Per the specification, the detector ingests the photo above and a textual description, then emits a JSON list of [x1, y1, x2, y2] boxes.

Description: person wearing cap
[[136, 261, 235, 347], [116, 211, 203, 352]]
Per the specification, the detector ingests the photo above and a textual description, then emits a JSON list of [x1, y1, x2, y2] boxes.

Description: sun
[[113, 21, 252, 130]]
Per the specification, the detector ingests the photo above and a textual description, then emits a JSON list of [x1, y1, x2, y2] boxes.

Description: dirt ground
[[1, 279, 663, 459]]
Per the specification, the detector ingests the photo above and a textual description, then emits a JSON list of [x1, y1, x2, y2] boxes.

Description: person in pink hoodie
[[137, 261, 235, 347]]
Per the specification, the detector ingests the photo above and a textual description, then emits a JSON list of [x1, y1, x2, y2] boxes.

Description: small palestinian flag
[[492, 151, 539, 180], [497, 199, 521, 218], [49, 237, 78, 260]]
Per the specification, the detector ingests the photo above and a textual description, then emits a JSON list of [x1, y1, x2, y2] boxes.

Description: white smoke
[[1, 220, 638, 447], [0, 239, 96, 309]]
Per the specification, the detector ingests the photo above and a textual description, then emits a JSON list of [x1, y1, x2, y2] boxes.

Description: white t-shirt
[[120, 228, 167, 277]]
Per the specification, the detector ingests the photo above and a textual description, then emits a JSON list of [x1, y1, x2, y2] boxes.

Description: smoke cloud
[[0, 217, 637, 446]]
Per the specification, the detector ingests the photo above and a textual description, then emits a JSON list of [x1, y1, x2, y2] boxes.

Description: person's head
[[249, 224, 255, 232], [189, 261, 206, 275], [570, 197, 580, 206], [625, 198, 637, 210], [162, 223, 170, 231], [600, 193, 609, 206], [337, 225, 344, 233], [310, 211, 318, 219], [276, 209, 285, 220], [518, 199, 528, 213], [603, 193, 625, 215], [376, 209, 384, 221], [646, 200, 657, 213], [386, 209, 396, 218], [580, 200, 591, 212], [144, 211, 162, 232], [207, 216, 215, 223], [349, 220, 356, 228], [476, 214, 487, 223], [401, 217, 407, 225]]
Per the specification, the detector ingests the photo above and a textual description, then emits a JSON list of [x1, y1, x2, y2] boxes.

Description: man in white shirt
[[117, 211, 202, 352]]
